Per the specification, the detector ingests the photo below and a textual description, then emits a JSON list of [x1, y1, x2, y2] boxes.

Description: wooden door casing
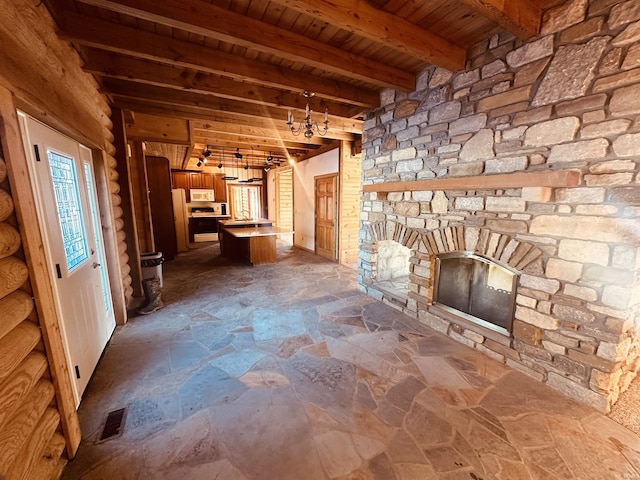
[[315, 174, 337, 261]]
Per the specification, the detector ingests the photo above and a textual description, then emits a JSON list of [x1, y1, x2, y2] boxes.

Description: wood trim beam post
[[111, 108, 143, 298], [460, 0, 543, 40], [183, 120, 196, 171], [338, 139, 361, 265], [0, 87, 81, 457], [91, 148, 128, 325], [362, 170, 581, 193], [130, 140, 155, 255]]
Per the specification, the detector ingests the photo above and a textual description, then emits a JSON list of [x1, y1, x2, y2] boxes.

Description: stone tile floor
[[62, 242, 640, 479]]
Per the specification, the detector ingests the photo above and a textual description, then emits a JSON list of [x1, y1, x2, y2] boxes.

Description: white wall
[[292, 149, 339, 251]]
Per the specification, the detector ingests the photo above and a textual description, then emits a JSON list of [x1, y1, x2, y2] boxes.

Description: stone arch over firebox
[[421, 225, 543, 272], [359, 221, 424, 310], [363, 221, 543, 273], [359, 221, 545, 314], [366, 220, 423, 251]]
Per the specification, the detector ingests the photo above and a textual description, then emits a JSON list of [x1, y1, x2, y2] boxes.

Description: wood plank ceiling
[[43, 0, 566, 170]]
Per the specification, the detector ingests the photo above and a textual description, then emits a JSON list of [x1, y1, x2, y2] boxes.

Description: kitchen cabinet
[[171, 170, 214, 201], [189, 171, 213, 189], [172, 171, 190, 192], [214, 173, 227, 202]]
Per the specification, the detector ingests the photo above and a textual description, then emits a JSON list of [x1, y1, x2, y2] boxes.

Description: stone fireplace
[[358, 0, 640, 412]]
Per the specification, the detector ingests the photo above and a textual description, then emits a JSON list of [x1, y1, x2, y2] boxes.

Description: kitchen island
[[218, 218, 293, 265]]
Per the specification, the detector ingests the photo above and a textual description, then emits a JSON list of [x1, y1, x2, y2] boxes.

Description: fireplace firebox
[[434, 252, 518, 335]]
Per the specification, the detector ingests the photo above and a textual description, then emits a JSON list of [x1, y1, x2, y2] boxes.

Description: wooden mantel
[[362, 170, 581, 193]]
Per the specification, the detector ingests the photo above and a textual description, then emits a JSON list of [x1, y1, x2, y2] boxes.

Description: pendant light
[[221, 147, 238, 181]]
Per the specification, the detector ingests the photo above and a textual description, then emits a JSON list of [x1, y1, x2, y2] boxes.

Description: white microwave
[[190, 189, 215, 201]]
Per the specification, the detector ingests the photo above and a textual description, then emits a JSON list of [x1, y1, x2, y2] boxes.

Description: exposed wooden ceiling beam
[[59, 13, 380, 106], [268, 0, 465, 70], [71, 0, 416, 90], [193, 144, 291, 159], [191, 122, 355, 144], [192, 143, 306, 160], [101, 79, 362, 135], [460, 0, 542, 40], [85, 50, 363, 120], [192, 130, 324, 152], [191, 122, 343, 145], [112, 99, 327, 154], [124, 112, 191, 144]]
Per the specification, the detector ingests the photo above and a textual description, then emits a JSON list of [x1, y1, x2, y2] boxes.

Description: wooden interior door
[[146, 156, 178, 261], [315, 174, 337, 261]]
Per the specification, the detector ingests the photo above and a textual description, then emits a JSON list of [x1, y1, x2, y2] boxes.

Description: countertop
[[188, 214, 231, 219], [219, 218, 273, 227], [223, 226, 294, 238]]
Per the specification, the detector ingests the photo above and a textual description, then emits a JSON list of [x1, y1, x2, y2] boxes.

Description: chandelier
[[287, 91, 329, 139]]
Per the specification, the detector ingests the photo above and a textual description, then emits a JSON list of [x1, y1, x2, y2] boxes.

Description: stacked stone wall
[[358, 0, 640, 411]]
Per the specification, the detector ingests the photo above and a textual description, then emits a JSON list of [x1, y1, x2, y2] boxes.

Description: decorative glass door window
[[48, 151, 89, 272]]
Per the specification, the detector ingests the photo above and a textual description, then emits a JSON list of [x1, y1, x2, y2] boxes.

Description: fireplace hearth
[[434, 252, 517, 335]]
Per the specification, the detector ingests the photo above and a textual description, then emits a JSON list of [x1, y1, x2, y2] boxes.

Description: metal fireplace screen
[[434, 252, 518, 335]]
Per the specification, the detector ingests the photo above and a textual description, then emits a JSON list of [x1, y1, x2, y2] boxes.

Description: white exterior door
[[19, 113, 115, 406]]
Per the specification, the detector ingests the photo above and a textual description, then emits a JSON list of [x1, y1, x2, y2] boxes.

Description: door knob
[[92, 262, 101, 269]]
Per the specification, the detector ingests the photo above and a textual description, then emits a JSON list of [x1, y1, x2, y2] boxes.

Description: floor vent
[[97, 407, 127, 443]]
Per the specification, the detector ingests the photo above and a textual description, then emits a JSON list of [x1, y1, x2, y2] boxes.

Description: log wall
[[0, 148, 67, 479], [0, 0, 134, 477]]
